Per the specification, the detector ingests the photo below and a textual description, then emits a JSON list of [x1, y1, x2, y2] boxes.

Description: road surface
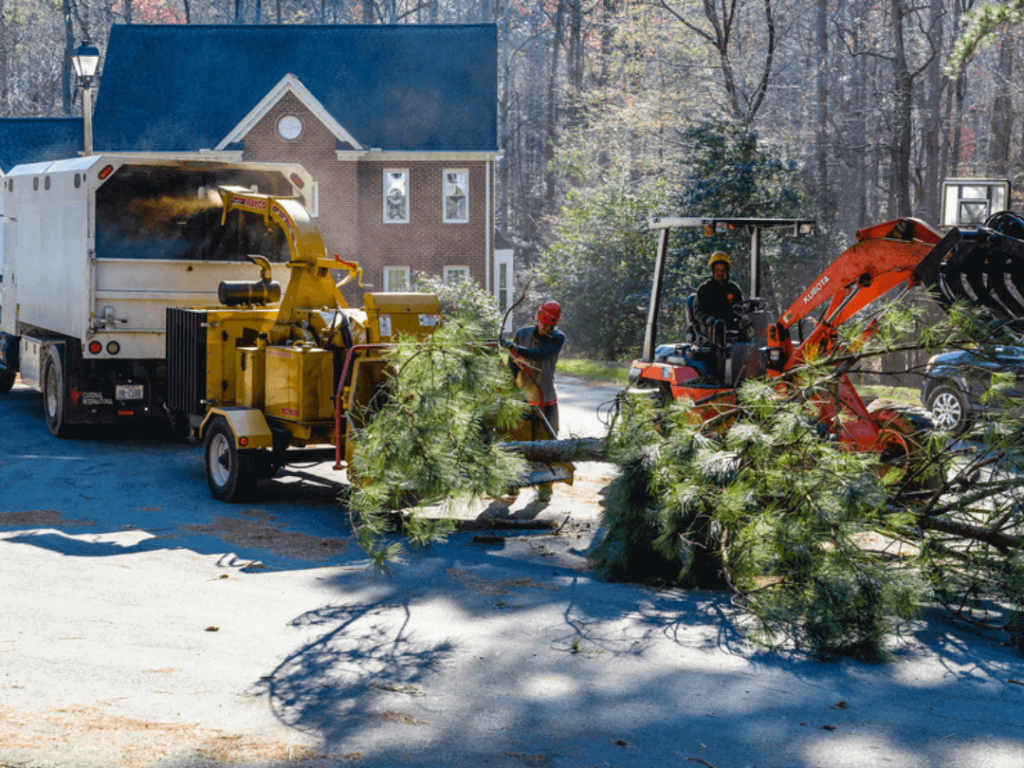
[[1, 376, 1022, 768]]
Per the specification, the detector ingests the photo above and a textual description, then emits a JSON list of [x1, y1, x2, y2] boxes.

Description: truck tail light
[[106, 341, 120, 355], [98, 165, 114, 180], [88, 341, 102, 354]]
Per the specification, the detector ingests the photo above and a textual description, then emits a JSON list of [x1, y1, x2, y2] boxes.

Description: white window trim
[[383, 168, 410, 224], [443, 168, 469, 224], [443, 265, 470, 286], [383, 266, 411, 292], [494, 249, 514, 333]]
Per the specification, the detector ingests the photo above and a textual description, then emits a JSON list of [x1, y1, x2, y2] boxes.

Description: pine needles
[[593, 305, 1024, 659], [346, 319, 528, 569]]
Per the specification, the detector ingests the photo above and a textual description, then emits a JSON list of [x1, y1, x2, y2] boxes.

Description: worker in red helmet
[[500, 301, 566, 500], [501, 300, 565, 433]]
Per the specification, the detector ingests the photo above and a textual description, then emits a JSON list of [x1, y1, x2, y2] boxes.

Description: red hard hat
[[537, 301, 561, 325]]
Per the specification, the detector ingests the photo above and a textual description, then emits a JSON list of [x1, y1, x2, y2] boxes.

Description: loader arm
[[765, 217, 948, 453]]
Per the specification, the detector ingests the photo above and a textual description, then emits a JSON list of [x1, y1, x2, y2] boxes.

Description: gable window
[[443, 266, 469, 286], [384, 170, 409, 223], [443, 169, 469, 223], [383, 266, 410, 292], [278, 115, 303, 140]]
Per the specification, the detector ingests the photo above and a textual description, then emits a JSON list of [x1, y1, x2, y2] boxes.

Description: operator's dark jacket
[[505, 326, 566, 406], [695, 278, 744, 328]]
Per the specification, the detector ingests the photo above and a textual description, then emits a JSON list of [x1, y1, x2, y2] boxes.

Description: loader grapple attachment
[[936, 212, 1024, 326]]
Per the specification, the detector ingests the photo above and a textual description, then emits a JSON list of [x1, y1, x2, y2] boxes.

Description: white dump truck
[[0, 155, 312, 436]]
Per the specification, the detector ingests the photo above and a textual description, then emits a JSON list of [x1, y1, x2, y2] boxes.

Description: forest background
[[2, 0, 1022, 355]]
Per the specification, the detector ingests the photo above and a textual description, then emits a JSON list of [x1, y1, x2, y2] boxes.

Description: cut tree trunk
[[502, 438, 606, 463]]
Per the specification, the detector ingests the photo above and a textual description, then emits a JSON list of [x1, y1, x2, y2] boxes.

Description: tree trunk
[[989, 36, 1014, 175], [566, 0, 583, 127], [920, 0, 944, 223], [890, 0, 913, 217], [502, 438, 606, 463], [544, 0, 565, 208], [815, 0, 829, 225], [62, 0, 72, 117]]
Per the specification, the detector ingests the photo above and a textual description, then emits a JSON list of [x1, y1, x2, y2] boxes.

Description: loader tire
[[42, 347, 72, 438], [204, 417, 259, 503], [0, 369, 14, 395]]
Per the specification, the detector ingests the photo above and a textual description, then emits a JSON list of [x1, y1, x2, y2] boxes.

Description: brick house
[[85, 23, 511, 311]]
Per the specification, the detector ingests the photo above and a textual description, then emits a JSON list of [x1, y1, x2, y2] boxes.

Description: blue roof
[[93, 24, 498, 153], [0, 118, 83, 173]]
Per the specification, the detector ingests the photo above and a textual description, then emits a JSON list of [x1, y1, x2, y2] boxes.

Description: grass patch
[[857, 384, 920, 404], [559, 359, 630, 384]]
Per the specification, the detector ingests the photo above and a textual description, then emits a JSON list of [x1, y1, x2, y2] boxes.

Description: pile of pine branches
[[346, 297, 1024, 659]]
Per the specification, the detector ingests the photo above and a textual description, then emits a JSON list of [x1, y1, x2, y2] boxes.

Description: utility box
[[363, 292, 442, 343], [236, 347, 267, 410], [264, 346, 334, 424]]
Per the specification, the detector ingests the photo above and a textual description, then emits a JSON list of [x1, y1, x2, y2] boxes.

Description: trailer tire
[[204, 417, 259, 502], [42, 347, 71, 437], [0, 369, 14, 395]]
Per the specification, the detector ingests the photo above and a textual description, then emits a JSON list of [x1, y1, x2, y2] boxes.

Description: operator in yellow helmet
[[694, 251, 744, 331]]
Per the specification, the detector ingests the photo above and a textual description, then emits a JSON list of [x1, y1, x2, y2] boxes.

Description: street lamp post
[[70, 41, 100, 156]]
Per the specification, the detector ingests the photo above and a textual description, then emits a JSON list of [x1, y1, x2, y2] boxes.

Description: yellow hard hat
[[709, 252, 731, 269]]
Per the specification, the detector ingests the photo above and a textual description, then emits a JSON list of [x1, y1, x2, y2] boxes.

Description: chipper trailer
[[166, 187, 571, 502]]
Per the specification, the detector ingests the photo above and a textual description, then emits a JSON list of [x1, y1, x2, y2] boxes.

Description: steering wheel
[[733, 298, 768, 315]]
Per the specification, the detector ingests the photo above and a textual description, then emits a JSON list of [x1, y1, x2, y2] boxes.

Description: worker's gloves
[[499, 337, 514, 349]]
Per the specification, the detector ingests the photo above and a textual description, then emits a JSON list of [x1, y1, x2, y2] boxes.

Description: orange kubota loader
[[627, 216, 962, 460]]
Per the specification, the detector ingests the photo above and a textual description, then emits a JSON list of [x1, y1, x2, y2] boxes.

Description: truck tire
[[0, 369, 14, 395], [42, 347, 71, 437], [203, 416, 259, 502]]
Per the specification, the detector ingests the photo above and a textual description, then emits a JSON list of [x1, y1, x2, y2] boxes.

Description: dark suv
[[921, 346, 1024, 435]]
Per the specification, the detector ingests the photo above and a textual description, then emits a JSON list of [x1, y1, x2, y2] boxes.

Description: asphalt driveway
[[1, 376, 1022, 768]]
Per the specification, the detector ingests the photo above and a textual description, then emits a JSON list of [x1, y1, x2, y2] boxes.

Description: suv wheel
[[927, 384, 970, 436]]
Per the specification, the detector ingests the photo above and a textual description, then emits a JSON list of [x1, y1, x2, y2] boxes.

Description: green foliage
[[538, 119, 817, 359], [946, 1, 1024, 75], [669, 120, 822, 311], [593, 305, 1024, 659], [535, 167, 672, 359], [413, 272, 502, 339], [346, 320, 528, 568]]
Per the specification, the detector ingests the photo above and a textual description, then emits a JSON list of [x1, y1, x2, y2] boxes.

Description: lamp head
[[71, 41, 100, 85]]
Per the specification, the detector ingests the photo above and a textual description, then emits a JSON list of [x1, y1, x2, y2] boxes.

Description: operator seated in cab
[[694, 251, 744, 336]]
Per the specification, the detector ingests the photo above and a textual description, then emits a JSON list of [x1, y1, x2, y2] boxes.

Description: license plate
[[116, 384, 144, 401]]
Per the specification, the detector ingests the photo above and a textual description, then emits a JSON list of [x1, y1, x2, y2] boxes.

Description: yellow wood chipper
[[165, 186, 571, 502]]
